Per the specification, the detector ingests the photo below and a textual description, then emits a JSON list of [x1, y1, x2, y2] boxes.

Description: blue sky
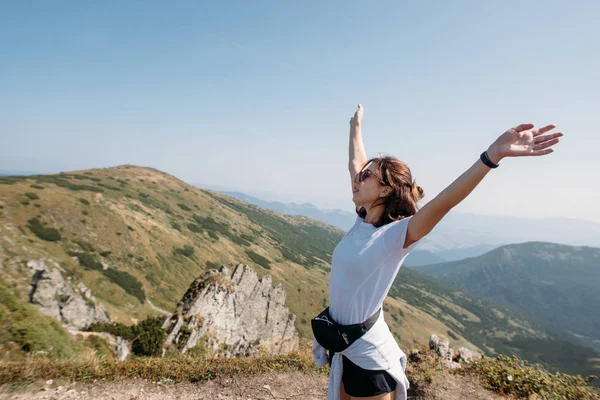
[[1, 1, 599, 222]]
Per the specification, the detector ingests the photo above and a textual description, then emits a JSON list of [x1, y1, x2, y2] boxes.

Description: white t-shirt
[[328, 213, 421, 326]]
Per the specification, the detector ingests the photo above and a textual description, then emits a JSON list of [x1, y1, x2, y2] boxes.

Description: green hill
[[413, 242, 600, 349], [1, 166, 598, 381]]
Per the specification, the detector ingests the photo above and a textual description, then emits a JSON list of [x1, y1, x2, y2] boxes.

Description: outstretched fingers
[[534, 131, 563, 144], [512, 123, 535, 133], [530, 148, 554, 156], [533, 137, 560, 151], [532, 124, 557, 137]]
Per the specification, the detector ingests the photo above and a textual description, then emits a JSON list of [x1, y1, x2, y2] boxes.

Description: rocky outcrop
[[429, 333, 481, 368], [163, 263, 298, 357], [27, 259, 110, 330]]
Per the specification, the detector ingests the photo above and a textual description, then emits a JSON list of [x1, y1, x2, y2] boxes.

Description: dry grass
[[0, 339, 327, 388]]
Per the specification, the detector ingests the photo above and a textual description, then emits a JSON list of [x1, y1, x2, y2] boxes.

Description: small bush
[[79, 198, 90, 205], [27, 218, 61, 241], [19, 198, 30, 205], [30, 184, 45, 189], [245, 250, 271, 269], [82, 210, 89, 216], [87, 317, 165, 357], [24, 192, 40, 200], [171, 222, 182, 232], [103, 268, 145, 303], [187, 223, 202, 233], [173, 245, 194, 258], [447, 330, 459, 340], [73, 240, 95, 252], [206, 261, 220, 269], [99, 251, 112, 257], [178, 203, 192, 211], [70, 251, 102, 270]]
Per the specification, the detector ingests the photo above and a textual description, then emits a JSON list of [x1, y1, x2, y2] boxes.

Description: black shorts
[[341, 354, 397, 397]]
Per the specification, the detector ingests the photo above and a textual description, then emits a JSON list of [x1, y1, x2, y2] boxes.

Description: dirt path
[[0, 371, 328, 400], [0, 370, 512, 400]]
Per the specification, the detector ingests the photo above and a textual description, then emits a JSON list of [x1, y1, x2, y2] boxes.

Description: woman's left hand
[[487, 123, 564, 164]]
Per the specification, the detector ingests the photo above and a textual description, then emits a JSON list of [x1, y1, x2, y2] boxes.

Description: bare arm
[[349, 104, 368, 185], [404, 123, 564, 248]]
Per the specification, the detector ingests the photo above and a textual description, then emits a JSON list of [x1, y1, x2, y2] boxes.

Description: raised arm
[[404, 123, 564, 248], [349, 104, 368, 189]]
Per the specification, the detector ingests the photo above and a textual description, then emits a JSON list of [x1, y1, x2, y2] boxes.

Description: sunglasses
[[355, 168, 386, 185]]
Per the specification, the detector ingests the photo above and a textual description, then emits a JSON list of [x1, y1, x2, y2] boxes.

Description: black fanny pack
[[311, 306, 381, 353]]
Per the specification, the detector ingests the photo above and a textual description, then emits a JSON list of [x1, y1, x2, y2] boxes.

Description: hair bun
[[411, 180, 425, 202]]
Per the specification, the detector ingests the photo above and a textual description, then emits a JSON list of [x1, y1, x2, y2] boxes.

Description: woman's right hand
[[349, 104, 363, 128]]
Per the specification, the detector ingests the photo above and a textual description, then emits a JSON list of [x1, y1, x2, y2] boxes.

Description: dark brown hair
[[356, 156, 424, 228]]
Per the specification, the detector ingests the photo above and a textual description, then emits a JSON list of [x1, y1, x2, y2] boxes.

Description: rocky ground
[[0, 371, 511, 400]]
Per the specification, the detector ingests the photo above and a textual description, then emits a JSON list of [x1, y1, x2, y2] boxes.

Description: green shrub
[[34, 175, 104, 193], [132, 317, 166, 356], [0, 176, 27, 185], [73, 251, 144, 303], [99, 251, 112, 257], [79, 198, 90, 205], [82, 210, 89, 216], [171, 222, 182, 232], [447, 330, 459, 340], [206, 261, 220, 270], [70, 251, 102, 270], [97, 183, 121, 191], [24, 192, 40, 200], [103, 268, 145, 303], [245, 250, 271, 269], [30, 184, 45, 189], [173, 245, 195, 258], [87, 317, 165, 357], [27, 218, 61, 241], [178, 203, 192, 211], [73, 240, 95, 252], [187, 223, 202, 233], [19, 198, 30, 205]]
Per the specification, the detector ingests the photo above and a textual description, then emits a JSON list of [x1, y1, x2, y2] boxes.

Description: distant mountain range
[[413, 242, 600, 350], [200, 187, 600, 266]]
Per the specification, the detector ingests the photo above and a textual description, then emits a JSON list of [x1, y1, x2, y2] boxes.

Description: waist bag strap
[[326, 307, 381, 365]]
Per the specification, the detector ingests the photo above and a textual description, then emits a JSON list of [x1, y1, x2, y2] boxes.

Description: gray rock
[[164, 263, 299, 357], [429, 334, 451, 359], [458, 346, 481, 363], [27, 259, 110, 330]]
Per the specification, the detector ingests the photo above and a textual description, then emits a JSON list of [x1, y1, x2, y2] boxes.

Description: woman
[[312, 104, 563, 400]]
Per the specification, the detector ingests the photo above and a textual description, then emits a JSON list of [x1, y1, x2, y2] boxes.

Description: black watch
[[480, 151, 499, 168]]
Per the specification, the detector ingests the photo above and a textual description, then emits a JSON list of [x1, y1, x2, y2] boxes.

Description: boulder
[[163, 263, 299, 357], [27, 259, 110, 330]]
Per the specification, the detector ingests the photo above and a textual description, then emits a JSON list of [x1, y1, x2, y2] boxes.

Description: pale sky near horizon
[[1, 1, 599, 222]]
